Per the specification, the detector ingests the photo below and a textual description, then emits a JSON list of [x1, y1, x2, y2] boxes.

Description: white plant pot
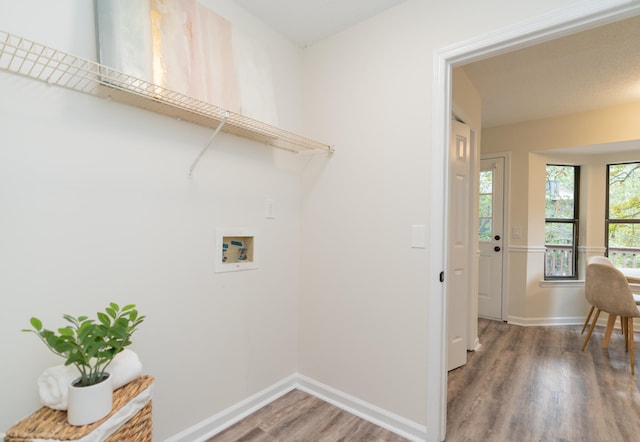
[[67, 374, 113, 426]]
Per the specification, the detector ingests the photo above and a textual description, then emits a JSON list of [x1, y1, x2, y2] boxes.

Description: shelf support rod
[[188, 111, 230, 176]]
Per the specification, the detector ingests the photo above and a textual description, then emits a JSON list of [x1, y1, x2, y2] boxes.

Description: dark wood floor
[[447, 318, 640, 441], [206, 389, 409, 441]]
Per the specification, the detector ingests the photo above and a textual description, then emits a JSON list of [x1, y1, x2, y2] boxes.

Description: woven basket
[[5, 375, 153, 442]]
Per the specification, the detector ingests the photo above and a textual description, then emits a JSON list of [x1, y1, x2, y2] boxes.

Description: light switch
[[512, 226, 521, 238], [411, 225, 426, 248], [265, 199, 275, 219]]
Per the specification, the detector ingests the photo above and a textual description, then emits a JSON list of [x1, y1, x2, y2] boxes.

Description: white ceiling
[[233, 0, 407, 47], [462, 14, 640, 128], [233, 1, 640, 129]]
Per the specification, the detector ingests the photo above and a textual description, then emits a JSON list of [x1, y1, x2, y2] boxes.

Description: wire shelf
[[0, 30, 333, 154]]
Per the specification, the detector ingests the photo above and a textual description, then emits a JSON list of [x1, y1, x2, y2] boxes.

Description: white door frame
[[427, 1, 640, 441]]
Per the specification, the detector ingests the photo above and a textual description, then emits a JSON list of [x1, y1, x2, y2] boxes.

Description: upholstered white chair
[[588, 256, 615, 266], [581, 256, 640, 334], [581, 256, 615, 333], [581, 262, 640, 375]]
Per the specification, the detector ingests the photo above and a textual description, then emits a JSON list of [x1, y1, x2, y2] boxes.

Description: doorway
[[427, 2, 640, 441], [478, 154, 507, 321]]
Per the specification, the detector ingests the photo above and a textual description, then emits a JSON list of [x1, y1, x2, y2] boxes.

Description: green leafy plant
[[23, 303, 145, 387]]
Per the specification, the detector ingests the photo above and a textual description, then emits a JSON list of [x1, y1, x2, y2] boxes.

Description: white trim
[[502, 153, 511, 322], [428, 39, 450, 442], [508, 315, 640, 332], [507, 315, 586, 327], [592, 315, 640, 333], [539, 279, 585, 288], [164, 375, 297, 442], [165, 374, 427, 442], [296, 375, 427, 442], [480, 151, 511, 160], [508, 245, 546, 254], [579, 246, 606, 254], [431, 1, 640, 440]]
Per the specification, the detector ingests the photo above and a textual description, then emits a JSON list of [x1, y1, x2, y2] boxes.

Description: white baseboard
[[164, 374, 297, 442], [165, 373, 427, 442], [507, 315, 585, 327], [507, 315, 640, 332], [591, 315, 640, 333], [296, 374, 427, 442]]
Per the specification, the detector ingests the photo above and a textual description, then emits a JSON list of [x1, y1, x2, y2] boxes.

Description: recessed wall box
[[215, 228, 258, 273]]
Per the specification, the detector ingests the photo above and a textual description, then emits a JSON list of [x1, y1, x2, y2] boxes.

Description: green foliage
[[545, 165, 577, 245], [608, 163, 640, 247], [23, 303, 145, 387], [545, 165, 575, 220], [478, 170, 493, 241], [545, 222, 574, 246]]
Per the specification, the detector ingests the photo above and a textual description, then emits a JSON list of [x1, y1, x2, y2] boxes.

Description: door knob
[[494, 235, 501, 240], [494, 246, 501, 252]]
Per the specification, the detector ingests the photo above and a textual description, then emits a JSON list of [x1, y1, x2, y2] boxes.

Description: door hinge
[[439, 271, 445, 283]]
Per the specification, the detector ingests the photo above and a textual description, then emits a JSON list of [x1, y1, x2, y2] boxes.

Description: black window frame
[[605, 162, 640, 266], [544, 164, 580, 280]]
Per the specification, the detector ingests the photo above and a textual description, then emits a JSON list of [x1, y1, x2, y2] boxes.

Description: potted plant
[[23, 302, 145, 425]]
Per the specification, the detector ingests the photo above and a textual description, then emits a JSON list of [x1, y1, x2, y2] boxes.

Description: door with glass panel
[[478, 157, 504, 320]]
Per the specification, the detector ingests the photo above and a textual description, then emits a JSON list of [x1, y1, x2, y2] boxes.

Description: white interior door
[[447, 120, 471, 371], [478, 157, 504, 320]]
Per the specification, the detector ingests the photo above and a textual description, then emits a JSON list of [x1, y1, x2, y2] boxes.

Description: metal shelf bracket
[[188, 111, 230, 176]]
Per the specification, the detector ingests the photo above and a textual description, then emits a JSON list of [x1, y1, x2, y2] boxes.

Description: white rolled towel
[[37, 349, 143, 410], [106, 348, 143, 390], [37, 364, 77, 410]]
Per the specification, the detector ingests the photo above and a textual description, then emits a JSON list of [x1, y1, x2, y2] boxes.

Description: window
[[479, 169, 493, 242], [606, 162, 640, 268], [545, 165, 580, 279]]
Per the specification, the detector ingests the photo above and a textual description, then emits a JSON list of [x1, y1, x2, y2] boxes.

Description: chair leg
[[624, 317, 629, 352], [582, 309, 601, 351], [582, 306, 594, 334], [603, 314, 618, 348], [630, 317, 635, 376]]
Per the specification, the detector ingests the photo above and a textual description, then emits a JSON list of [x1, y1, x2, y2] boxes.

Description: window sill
[[539, 279, 584, 288]]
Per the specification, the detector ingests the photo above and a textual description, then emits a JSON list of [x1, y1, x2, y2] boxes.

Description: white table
[[621, 267, 640, 284]]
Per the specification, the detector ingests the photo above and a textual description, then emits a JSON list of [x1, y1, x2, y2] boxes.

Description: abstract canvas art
[[95, 0, 278, 125]]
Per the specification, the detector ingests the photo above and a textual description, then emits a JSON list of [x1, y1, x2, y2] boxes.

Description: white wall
[[1, 0, 607, 440], [298, 0, 577, 428], [0, 1, 307, 439], [482, 104, 640, 325]]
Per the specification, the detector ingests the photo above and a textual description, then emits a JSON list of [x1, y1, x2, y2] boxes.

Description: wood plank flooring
[[207, 318, 640, 441], [447, 318, 640, 441], [206, 389, 409, 442]]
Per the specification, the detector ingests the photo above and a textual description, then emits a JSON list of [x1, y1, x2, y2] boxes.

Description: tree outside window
[[606, 162, 640, 268], [545, 165, 579, 278], [479, 169, 493, 242]]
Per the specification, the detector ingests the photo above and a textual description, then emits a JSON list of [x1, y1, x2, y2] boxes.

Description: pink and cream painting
[[96, 0, 278, 125]]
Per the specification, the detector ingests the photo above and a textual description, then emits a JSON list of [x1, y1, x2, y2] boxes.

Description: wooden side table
[[5, 375, 154, 442]]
